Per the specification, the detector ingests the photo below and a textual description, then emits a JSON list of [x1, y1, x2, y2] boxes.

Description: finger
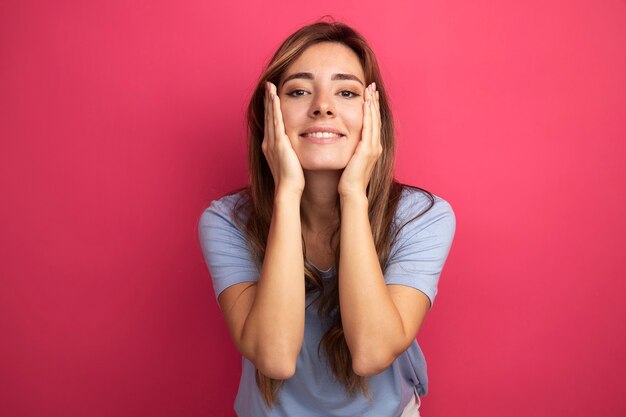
[[373, 88, 381, 147], [373, 87, 380, 120], [361, 84, 371, 144], [263, 82, 271, 149], [366, 84, 375, 147], [373, 86, 380, 115], [266, 82, 276, 147], [270, 83, 288, 144]]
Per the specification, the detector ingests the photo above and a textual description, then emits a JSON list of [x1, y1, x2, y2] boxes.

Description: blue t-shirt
[[198, 187, 456, 417]]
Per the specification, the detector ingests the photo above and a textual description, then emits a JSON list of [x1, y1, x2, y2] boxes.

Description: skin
[[217, 41, 431, 379], [279, 42, 365, 173]]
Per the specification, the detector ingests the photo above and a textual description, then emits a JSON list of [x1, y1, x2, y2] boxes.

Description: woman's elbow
[[351, 353, 395, 377], [256, 356, 297, 380], [238, 339, 300, 380]]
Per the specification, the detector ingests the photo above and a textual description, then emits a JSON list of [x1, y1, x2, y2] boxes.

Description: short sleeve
[[384, 190, 456, 307], [198, 193, 259, 300]]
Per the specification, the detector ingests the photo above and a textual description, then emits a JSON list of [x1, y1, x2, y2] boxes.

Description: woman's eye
[[339, 90, 358, 98], [287, 89, 308, 97]]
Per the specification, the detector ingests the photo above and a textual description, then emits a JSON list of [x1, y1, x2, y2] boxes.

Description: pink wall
[[1, 1, 625, 416]]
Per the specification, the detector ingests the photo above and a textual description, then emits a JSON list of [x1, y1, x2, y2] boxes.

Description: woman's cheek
[[278, 105, 296, 142], [349, 106, 365, 138]]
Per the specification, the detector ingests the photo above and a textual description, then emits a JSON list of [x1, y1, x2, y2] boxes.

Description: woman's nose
[[310, 92, 335, 117]]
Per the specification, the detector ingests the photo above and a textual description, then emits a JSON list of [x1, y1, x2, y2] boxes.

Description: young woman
[[199, 21, 456, 417]]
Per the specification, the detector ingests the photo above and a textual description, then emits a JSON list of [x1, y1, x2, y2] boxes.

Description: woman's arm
[[218, 83, 305, 380], [220, 193, 304, 380], [338, 194, 431, 377], [338, 83, 431, 376]]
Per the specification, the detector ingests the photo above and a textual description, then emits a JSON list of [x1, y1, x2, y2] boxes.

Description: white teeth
[[303, 132, 341, 138]]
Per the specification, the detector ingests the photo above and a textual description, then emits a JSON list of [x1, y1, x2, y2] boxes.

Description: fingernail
[[373, 82, 376, 90]]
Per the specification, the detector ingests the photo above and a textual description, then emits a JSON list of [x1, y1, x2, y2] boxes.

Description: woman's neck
[[300, 170, 342, 233]]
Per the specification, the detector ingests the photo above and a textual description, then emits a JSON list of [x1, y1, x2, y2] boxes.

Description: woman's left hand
[[338, 82, 382, 199]]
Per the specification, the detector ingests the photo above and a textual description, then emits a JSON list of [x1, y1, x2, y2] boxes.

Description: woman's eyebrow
[[281, 72, 313, 87], [281, 72, 364, 87], [331, 73, 364, 85]]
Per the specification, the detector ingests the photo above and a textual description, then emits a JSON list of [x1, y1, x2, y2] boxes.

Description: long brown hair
[[233, 20, 434, 407]]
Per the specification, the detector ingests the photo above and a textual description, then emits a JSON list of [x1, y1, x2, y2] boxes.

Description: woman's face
[[278, 42, 366, 171]]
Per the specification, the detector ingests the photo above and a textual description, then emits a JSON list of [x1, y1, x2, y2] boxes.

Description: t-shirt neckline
[[305, 258, 335, 275]]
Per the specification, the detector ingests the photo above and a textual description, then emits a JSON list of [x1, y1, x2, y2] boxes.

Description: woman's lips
[[299, 131, 345, 143]]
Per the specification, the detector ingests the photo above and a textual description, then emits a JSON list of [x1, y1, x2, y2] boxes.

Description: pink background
[[1, 1, 625, 416]]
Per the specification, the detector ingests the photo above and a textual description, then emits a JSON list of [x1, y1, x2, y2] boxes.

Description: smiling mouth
[[300, 132, 344, 139]]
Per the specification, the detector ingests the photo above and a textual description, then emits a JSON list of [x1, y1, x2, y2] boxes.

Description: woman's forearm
[[240, 191, 305, 378], [338, 193, 408, 376]]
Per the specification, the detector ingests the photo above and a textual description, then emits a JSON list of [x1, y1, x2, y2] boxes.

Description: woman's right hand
[[262, 82, 305, 196]]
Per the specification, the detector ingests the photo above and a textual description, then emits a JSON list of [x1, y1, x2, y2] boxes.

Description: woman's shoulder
[[199, 189, 249, 228], [208, 189, 248, 213], [395, 185, 455, 230]]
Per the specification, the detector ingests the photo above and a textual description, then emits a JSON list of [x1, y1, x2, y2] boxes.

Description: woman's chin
[[299, 159, 349, 172]]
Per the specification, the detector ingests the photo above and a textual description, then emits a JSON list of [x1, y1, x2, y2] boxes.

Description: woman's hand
[[262, 82, 305, 196], [338, 82, 382, 199]]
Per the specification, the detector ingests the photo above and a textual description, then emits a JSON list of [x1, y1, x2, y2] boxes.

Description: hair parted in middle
[[232, 19, 434, 408]]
